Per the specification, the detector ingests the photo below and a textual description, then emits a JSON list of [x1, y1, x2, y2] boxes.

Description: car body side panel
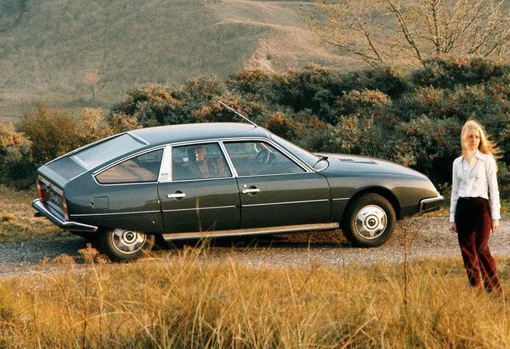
[[236, 173, 331, 228], [158, 178, 240, 233], [326, 173, 440, 222], [64, 176, 164, 233]]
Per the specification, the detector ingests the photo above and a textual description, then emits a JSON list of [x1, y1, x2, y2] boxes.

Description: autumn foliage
[[3, 56, 510, 189]]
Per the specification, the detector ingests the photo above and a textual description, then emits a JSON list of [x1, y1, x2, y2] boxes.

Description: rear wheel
[[341, 193, 396, 247], [98, 228, 155, 261]]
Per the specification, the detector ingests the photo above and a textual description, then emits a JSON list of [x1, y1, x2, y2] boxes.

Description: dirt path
[[1, 216, 509, 278]]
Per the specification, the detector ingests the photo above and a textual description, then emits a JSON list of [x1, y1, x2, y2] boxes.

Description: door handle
[[242, 188, 260, 194], [168, 192, 186, 199]]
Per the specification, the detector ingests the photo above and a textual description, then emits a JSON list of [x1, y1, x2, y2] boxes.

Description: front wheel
[[98, 228, 155, 261], [341, 193, 396, 247]]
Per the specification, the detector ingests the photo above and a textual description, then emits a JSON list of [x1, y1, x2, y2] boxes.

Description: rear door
[[158, 142, 240, 233], [223, 141, 331, 228]]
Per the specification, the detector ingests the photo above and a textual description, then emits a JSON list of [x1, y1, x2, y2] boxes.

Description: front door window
[[223, 141, 305, 176]]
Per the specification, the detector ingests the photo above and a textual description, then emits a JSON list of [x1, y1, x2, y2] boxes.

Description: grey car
[[33, 122, 443, 261]]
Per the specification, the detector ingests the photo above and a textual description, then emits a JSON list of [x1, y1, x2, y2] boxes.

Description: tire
[[98, 228, 155, 262], [341, 193, 396, 247]]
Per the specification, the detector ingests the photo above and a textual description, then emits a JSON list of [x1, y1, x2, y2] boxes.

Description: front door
[[223, 141, 330, 228]]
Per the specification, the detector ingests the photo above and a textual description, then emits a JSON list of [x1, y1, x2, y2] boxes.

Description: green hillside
[[0, 0, 351, 123]]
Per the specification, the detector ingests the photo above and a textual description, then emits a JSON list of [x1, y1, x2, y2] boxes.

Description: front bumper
[[32, 199, 98, 233], [418, 195, 444, 215]]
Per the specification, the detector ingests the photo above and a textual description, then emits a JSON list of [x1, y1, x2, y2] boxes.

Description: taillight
[[36, 176, 49, 202], [62, 195, 70, 221]]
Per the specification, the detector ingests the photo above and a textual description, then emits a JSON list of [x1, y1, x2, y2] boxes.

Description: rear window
[[71, 134, 145, 169]]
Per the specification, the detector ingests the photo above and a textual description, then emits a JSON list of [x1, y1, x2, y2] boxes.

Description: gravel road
[[1, 216, 509, 278]]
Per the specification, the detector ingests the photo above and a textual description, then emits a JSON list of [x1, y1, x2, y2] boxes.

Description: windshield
[[71, 134, 146, 169], [270, 134, 329, 170]]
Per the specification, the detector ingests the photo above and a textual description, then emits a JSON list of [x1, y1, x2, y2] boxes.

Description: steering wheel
[[253, 149, 275, 175], [255, 149, 271, 165]]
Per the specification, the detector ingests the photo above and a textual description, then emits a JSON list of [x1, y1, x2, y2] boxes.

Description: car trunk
[[36, 157, 88, 221]]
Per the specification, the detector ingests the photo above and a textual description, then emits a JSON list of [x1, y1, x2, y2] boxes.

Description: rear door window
[[172, 143, 231, 181], [96, 149, 163, 184]]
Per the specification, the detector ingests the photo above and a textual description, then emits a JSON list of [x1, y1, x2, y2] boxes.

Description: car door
[[158, 142, 240, 233], [222, 140, 331, 229], [92, 148, 165, 233]]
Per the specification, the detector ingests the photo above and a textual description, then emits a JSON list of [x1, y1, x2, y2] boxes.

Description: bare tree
[[308, 0, 510, 67]]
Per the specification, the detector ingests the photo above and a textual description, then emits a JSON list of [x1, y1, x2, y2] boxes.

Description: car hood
[[320, 153, 429, 180]]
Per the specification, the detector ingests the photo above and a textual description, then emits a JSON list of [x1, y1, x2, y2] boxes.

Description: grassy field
[[0, 0, 351, 124], [0, 186, 70, 243], [0, 246, 508, 348], [1, 189, 509, 347]]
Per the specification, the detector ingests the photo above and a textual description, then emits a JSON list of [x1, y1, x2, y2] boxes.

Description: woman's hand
[[492, 219, 500, 233], [449, 222, 456, 233]]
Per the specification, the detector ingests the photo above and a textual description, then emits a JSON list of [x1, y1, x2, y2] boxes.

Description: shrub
[[336, 89, 392, 118], [412, 56, 510, 89], [109, 84, 186, 127], [6, 104, 111, 188], [18, 104, 82, 166], [394, 116, 461, 181], [227, 70, 276, 99], [194, 96, 270, 125], [0, 124, 33, 189], [337, 66, 411, 100], [18, 104, 109, 167], [109, 76, 227, 128]]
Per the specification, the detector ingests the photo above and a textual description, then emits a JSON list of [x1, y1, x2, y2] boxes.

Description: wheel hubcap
[[112, 229, 146, 254], [355, 205, 387, 239]]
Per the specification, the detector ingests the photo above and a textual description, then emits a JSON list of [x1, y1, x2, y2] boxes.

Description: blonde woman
[[449, 120, 502, 295]]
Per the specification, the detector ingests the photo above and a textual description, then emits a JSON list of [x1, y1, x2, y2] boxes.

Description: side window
[[224, 141, 305, 176], [172, 143, 231, 181], [96, 149, 163, 184]]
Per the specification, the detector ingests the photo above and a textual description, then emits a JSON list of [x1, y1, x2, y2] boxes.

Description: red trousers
[[455, 197, 502, 294]]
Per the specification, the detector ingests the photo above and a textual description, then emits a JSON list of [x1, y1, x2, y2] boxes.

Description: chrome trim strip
[[235, 171, 312, 179], [162, 205, 237, 213], [243, 199, 329, 208], [218, 141, 239, 177], [162, 222, 339, 241], [332, 197, 350, 201], [71, 210, 161, 218], [166, 176, 236, 184], [158, 145, 172, 182]]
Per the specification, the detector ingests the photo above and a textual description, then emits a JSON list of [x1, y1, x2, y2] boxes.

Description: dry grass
[[0, 246, 508, 348], [0, 185, 70, 243]]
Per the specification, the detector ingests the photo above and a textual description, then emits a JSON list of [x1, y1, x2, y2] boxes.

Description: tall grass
[[0, 245, 508, 348]]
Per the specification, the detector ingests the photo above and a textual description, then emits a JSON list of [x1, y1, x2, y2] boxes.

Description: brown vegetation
[[0, 247, 508, 348]]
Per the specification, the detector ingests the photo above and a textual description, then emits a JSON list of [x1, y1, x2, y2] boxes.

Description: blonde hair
[[460, 119, 502, 168]]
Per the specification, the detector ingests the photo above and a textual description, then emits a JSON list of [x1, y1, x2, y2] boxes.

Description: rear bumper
[[32, 199, 98, 233], [419, 195, 444, 215]]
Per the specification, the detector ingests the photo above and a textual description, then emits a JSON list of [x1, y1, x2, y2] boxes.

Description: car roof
[[128, 122, 271, 146]]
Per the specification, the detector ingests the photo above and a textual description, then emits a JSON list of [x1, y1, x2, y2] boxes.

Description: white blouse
[[449, 150, 501, 222]]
